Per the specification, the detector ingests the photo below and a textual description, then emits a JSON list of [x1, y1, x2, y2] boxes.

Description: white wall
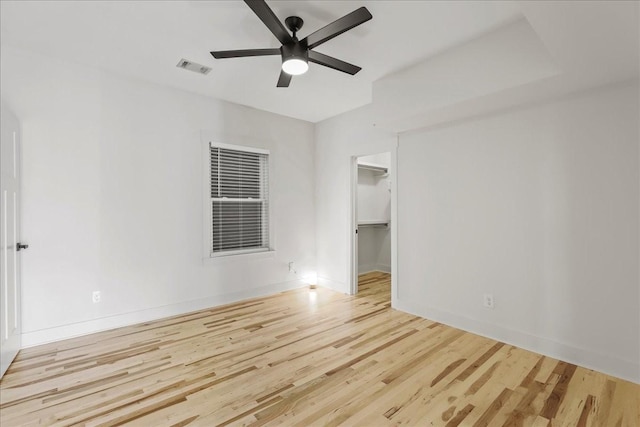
[[315, 106, 397, 293], [2, 46, 637, 384], [0, 46, 316, 346], [315, 80, 639, 383], [397, 81, 639, 382], [373, 18, 559, 132]]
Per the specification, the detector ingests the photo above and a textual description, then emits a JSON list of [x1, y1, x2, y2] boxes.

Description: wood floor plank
[[1, 272, 637, 426]]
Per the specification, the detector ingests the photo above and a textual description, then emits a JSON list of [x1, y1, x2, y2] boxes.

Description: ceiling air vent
[[176, 58, 211, 75]]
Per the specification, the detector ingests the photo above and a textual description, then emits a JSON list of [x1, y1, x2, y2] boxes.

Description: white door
[[1, 102, 23, 378]]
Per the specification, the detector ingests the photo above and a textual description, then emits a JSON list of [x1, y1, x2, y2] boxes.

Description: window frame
[[203, 140, 273, 259]]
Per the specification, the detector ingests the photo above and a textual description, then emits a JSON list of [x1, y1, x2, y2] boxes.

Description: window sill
[[203, 250, 277, 266]]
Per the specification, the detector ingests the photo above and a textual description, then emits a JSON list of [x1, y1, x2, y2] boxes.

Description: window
[[208, 142, 270, 257]]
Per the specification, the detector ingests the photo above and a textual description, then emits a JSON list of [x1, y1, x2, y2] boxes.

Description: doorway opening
[[350, 152, 393, 299]]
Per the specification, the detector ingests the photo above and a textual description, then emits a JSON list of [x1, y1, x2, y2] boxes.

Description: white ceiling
[[1, 1, 637, 124], [0, 0, 523, 123]]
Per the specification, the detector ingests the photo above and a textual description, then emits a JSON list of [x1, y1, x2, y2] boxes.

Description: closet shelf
[[358, 162, 388, 175], [358, 220, 390, 228]]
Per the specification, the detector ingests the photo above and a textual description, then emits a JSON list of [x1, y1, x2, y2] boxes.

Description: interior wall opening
[[353, 152, 392, 297]]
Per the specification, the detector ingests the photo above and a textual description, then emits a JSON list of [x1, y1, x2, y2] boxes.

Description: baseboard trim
[[358, 265, 391, 275], [394, 298, 640, 384], [22, 279, 307, 348], [318, 277, 349, 294]]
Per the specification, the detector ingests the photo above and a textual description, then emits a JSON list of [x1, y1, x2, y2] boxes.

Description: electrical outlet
[[483, 294, 494, 309], [288, 261, 295, 273], [92, 291, 101, 303]]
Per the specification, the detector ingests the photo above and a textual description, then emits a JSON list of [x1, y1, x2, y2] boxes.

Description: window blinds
[[210, 144, 269, 255]]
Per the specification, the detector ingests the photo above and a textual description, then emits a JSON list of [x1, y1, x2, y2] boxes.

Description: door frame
[[349, 146, 399, 305], [349, 155, 358, 295]]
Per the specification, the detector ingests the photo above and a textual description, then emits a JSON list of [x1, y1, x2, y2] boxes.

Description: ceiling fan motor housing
[[281, 40, 308, 64]]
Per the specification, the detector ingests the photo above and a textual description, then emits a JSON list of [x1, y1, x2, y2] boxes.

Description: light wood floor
[[1, 272, 638, 426]]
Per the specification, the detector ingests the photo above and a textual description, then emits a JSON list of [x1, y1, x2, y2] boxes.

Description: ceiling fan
[[210, 0, 372, 87]]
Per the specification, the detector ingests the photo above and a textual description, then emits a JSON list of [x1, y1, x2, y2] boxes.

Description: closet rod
[[357, 163, 388, 175], [358, 221, 389, 228]]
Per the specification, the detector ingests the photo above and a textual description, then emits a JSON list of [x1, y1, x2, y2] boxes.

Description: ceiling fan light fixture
[[209, 0, 372, 87], [281, 42, 309, 76], [282, 58, 308, 75]]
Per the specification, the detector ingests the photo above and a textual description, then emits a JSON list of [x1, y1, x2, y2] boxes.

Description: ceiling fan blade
[[308, 51, 361, 75], [277, 69, 292, 87], [302, 7, 372, 50], [211, 48, 280, 59], [244, 0, 292, 45]]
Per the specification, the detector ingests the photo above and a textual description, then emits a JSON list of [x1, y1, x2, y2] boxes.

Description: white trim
[[318, 276, 349, 294], [394, 297, 640, 384], [22, 279, 306, 348], [210, 247, 270, 258], [350, 156, 358, 295], [390, 140, 399, 307], [209, 141, 270, 156], [202, 140, 212, 259], [206, 248, 274, 261], [358, 266, 391, 275]]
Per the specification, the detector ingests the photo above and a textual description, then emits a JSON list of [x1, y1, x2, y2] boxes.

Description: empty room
[[0, 0, 638, 425]]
